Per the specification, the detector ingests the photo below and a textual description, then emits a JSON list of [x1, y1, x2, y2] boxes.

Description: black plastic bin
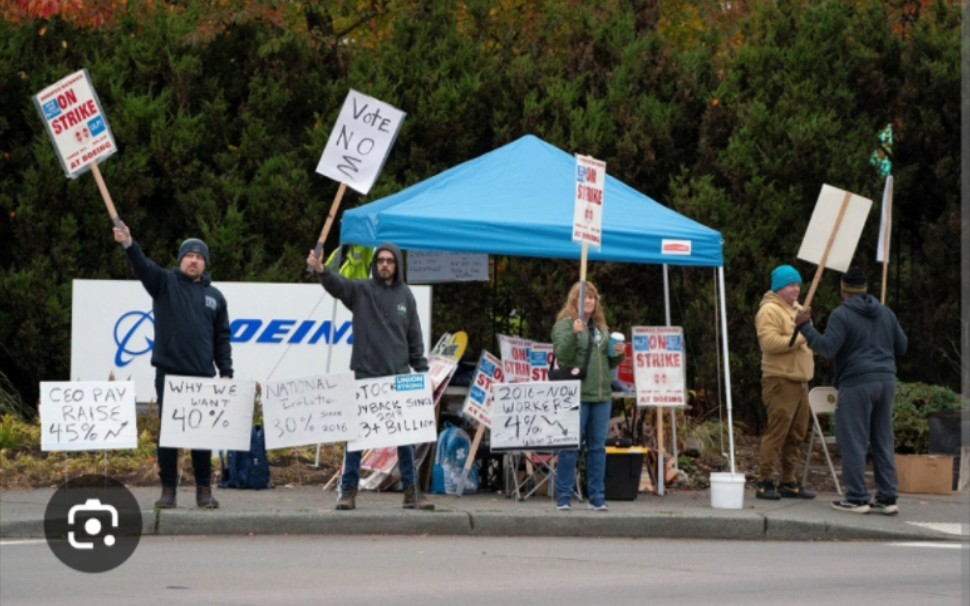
[[604, 447, 648, 500]]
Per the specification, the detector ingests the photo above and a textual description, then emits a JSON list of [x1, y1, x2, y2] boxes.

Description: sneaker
[[556, 500, 572, 511], [335, 486, 357, 511], [779, 482, 817, 500], [831, 499, 870, 514], [869, 500, 899, 515], [755, 480, 781, 500], [588, 501, 609, 512]]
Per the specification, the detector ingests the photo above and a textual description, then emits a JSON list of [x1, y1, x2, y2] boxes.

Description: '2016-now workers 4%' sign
[[33, 69, 117, 179]]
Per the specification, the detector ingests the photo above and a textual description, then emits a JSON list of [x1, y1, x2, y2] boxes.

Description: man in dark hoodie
[[796, 266, 908, 515], [307, 243, 433, 511], [113, 222, 233, 509]]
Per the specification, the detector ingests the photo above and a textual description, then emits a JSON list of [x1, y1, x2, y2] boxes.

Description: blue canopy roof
[[341, 135, 723, 267]]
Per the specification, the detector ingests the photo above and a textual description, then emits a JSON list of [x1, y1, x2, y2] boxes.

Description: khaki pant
[[758, 376, 810, 483]]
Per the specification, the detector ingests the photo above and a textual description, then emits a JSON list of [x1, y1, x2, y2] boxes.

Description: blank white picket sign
[[158, 376, 255, 451]]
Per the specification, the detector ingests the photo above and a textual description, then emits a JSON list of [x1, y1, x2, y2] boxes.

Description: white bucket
[[710, 472, 746, 509]]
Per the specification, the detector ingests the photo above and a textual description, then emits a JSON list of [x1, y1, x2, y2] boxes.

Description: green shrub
[[893, 381, 961, 454]]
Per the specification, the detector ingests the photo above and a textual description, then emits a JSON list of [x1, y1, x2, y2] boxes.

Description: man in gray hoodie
[[307, 243, 432, 511], [796, 266, 908, 515]]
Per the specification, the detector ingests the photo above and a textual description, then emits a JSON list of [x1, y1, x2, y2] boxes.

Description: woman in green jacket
[[551, 281, 624, 511]]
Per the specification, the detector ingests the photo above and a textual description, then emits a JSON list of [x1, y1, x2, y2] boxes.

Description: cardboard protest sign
[[346, 373, 436, 452], [790, 184, 873, 346], [261, 373, 356, 449], [796, 184, 873, 273], [489, 381, 581, 451], [315, 89, 406, 195], [33, 69, 117, 179], [876, 176, 894, 303], [40, 381, 137, 451], [633, 326, 687, 408], [497, 334, 533, 383], [407, 252, 489, 284], [573, 155, 605, 248], [158, 377, 256, 451], [528, 342, 553, 382], [461, 350, 503, 427]]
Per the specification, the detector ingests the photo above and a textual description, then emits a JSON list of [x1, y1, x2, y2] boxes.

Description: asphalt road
[[2, 536, 967, 605]]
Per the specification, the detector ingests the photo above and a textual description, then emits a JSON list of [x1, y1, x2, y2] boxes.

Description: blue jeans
[[341, 445, 417, 490], [556, 401, 611, 505]]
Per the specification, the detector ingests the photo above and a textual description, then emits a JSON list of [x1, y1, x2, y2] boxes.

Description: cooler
[[605, 446, 648, 500]]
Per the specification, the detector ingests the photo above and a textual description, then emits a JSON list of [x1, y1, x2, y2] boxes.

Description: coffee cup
[[609, 332, 625, 356]]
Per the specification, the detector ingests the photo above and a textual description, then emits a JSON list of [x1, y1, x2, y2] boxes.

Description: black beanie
[[178, 238, 210, 269], [841, 266, 867, 294]]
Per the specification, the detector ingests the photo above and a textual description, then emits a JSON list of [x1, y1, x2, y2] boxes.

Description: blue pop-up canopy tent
[[339, 134, 739, 482], [341, 135, 723, 268]]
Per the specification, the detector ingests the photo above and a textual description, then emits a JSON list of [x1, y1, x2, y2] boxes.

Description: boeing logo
[[113, 310, 353, 367], [113, 311, 155, 367]]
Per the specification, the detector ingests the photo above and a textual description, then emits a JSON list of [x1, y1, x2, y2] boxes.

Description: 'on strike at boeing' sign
[[70, 280, 431, 403]]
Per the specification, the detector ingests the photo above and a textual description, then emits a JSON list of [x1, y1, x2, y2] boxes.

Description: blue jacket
[[798, 294, 907, 388], [124, 242, 233, 378], [318, 243, 428, 379]]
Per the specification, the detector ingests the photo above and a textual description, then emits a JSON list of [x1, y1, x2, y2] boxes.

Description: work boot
[[196, 485, 220, 509], [779, 481, 816, 499], [755, 480, 781, 500], [335, 486, 357, 511], [154, 486, 177, 509], [402, 485, 435, 511]]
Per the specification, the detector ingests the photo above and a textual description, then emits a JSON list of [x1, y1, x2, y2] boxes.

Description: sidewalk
[[2, 485, 967, 542]]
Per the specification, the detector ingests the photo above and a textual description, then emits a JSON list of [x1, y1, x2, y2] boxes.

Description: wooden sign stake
[[788, 191, 852, 347], [89, 162, 121, 228], [310, 182, 348, 268]]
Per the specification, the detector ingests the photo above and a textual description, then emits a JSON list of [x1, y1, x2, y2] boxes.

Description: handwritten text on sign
[[262, 373, 356, 449], [462, 350, 503, 427], [32, 69, 117, 178], [315, 89, 405, 195], [489, 381, 581, 451], [633, 326, 686, 408], [407, 252, 490, 284], [159, 377, 255, 451], [40, 381, 137, 451], [346, 374, 436, 452]]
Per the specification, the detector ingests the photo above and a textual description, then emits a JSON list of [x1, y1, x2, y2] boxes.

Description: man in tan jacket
[[754, 265, 816, 500]]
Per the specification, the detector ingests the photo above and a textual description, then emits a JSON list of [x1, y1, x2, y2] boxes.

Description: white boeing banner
[[70, 280, 432, 403]]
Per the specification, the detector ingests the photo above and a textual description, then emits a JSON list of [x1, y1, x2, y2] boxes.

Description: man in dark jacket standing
[[307, 243, 433, 511], [796, 266, 908, 515], [114, 223, 233, 509]]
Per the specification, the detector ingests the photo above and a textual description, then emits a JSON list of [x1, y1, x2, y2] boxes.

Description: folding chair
[[802, 386, 842, 495], [503, 451, 584, 502], [504, 451, 558, 501]]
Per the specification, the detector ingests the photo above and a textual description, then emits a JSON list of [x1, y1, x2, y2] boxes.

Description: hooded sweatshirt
[[318, 243, 428, 379], [798, 293, 907, 388], [124, 241, 233, 378], [755, 290, 814, 382]]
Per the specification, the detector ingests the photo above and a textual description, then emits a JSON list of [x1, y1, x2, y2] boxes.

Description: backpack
[[219, 426, 272, 490]]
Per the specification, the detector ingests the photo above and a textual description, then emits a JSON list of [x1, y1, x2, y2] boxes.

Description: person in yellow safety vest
[[326, 245, 374, 280]]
